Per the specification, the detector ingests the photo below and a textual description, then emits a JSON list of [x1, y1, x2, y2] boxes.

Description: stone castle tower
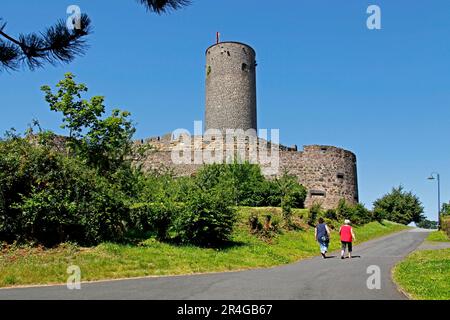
[[134, 40, 359, 210], [205, 42, 257, 133]]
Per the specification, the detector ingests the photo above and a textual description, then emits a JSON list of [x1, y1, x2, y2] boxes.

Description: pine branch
[[0, 14, 91, 72], [137, 0, 191, 14]]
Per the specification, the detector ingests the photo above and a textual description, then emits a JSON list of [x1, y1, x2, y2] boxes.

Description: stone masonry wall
[[279, 146, 358, 209], [133, 137, 359, 210], [205, 42, 257, 132]]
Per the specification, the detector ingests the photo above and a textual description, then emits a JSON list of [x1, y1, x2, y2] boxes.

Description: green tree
[[373, 186, 425, 225], [416, 219, 438, 229], [0, 136, 128, 246], [276, 172, 307, 209], [442, 203, 450, 216], [41, 73, 135, 173]]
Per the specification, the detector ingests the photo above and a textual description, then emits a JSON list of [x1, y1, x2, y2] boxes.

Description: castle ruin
[[134, 41, 359, 210]]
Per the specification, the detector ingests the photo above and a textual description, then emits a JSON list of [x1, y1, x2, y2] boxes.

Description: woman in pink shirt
[[339, 219, 356, 259]]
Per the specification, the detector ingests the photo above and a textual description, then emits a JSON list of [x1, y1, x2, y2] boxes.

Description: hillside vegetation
[[0, 207, 407, 288]]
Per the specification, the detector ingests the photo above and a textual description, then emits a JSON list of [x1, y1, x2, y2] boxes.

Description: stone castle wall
[[279, 145, 358, 209], [133, 137, 358, 210]]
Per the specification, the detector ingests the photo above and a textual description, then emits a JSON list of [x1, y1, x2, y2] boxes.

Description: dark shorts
[[341, 241, 352, 252]]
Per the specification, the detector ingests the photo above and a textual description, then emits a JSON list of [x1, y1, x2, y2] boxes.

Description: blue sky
[[1, 0, 449, 220]]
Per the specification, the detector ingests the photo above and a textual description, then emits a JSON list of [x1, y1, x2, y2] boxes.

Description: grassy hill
[[393, 231, 450, 300], [0, 207, 408, 288]]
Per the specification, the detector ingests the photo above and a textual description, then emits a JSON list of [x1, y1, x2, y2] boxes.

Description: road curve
[[0, 229, 429, 300]]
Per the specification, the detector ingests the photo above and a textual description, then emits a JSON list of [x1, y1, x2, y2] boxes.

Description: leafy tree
[[195, 163, 307, 209], [195, 162, 267, 206], [442, 203, 450, 216], [41, 73, 135, 173], [416, 219, 438, 229], [276, 173, 307, 209], [0, 136, 128, 246], [373, 186, 425, 225]]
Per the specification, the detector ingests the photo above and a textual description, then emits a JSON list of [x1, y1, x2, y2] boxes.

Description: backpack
[[318, 224, 329, 243]]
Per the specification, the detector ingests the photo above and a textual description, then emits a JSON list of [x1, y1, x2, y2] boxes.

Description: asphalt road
[[0, 229, 429, 300]]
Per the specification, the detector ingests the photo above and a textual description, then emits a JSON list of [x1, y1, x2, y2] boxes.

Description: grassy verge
[[0, 207, 408, 288], [393, 249, 450, 300], [426, 230, 449, 242]]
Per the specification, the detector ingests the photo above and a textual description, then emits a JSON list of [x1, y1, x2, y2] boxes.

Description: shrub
[[416, 219, 438, 229], [442, 217, 450, 238], [281, 196, 293, 226], [308, 203, 322, 226], [335, 199, 371, 225], [441, 203, 450, 216], [278, 174, 307, 209], [172, 187, 237, 247], [336, 199, 353, 221], [350, 203, 371, 225], [129, 201, 183, 241], [194, 163, 307, 209], [325, 209, 337, 220], [372, 207, 385, 222], [0, 137, 129, 246], [248, 214, 263, 233], [248, 213, 281, 240], [195, 162, 266, 207]]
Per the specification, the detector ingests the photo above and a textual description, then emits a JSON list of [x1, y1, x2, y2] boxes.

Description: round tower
[[205, 42, 257, 133]]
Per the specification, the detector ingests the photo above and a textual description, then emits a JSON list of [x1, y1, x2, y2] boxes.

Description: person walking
[[315, 217, 331, 259], [339, 219, 356, 259]]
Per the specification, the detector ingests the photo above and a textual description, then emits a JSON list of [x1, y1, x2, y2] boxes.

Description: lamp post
[[427, 172, 441, 230]]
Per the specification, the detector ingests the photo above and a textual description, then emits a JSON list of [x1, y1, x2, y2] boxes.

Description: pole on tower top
[[216, 32, 220, 44]]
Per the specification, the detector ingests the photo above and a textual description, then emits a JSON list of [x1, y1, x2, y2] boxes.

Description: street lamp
[[427, 172, 441, 230]]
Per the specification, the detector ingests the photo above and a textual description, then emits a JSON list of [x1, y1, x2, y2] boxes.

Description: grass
[[0, 207, 408, 288], [393, 229, 450, 300], [393, 249, 450, 300], [426, 230, 450, 242]]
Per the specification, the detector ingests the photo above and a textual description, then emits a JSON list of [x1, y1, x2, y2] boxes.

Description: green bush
[[0, 137, 128, 246], [441, 217, 450, 238], [372, 207, 386, 222], [281, 194, 293, 224], [130, 201, 183, 241], [416, 219, 438, 229], [441, 203, 450, 216], [172, 187, 237, 247], [336, 199, 352, 221], [194, 163, 306, 209], [335, 199, 371, 225], [325, 209, 337, 220], [308, 203, 322, 226], [351, 203, 371, 225]]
